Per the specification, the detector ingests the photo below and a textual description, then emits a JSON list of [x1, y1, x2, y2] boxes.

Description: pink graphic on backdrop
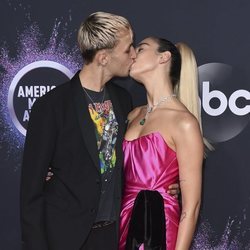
[[0, 23, 82, 154], [0, 7, 249, 248], [191, 208, 250, 250]]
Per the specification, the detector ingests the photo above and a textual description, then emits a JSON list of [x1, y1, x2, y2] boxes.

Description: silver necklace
[[82, 86, 106, 114], [139, 94, 176, 126]]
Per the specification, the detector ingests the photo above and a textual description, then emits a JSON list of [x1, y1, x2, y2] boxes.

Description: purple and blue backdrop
[[0, 1, 250, 249]]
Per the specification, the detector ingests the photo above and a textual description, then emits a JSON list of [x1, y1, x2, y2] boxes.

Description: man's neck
[[79, 65, 112, 92]]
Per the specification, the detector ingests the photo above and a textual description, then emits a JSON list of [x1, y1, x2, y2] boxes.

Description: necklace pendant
[[139, 118, 146, 126]]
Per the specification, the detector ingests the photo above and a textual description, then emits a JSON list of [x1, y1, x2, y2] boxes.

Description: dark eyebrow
[[137, 42, 150, 48]]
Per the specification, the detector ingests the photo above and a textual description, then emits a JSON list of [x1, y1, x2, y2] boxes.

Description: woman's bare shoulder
[[158, 104, 200, 134], [179, 110, 199, 129]]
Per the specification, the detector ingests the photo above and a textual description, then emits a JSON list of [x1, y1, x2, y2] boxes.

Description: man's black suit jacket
[[20, 72, 132, 250]]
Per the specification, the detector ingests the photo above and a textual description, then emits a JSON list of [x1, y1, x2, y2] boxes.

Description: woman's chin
[[129, 70, 138, 79], [129, 76, 141, 84]]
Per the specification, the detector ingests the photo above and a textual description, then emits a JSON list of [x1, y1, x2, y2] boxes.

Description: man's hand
[[167, 183, 180, 199]]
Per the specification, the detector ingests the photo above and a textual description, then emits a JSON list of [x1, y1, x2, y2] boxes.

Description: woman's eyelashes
[[136, 47, 143, 54]]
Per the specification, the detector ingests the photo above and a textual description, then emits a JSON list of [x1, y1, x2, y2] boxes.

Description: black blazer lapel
[[71, 73, 100, 172]]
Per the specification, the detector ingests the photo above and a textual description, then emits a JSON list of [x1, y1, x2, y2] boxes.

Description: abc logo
[[198, 63, 250, 143]]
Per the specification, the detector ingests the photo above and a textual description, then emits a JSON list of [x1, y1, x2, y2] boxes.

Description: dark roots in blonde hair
[[78, 12, 132, 64], [151, 37, 181, 88], [151, 37, 213, 152]]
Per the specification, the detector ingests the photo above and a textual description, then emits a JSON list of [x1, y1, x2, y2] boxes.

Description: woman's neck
[[144, 79, 174, 106]]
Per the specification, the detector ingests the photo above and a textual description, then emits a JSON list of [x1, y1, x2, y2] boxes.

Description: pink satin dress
[[119, 132, 180, 250]]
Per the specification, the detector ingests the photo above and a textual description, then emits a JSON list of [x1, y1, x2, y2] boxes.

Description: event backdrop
[[0, 0, 250, 249]]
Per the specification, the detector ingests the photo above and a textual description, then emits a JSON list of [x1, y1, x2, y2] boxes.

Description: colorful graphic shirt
[[84, 87, 118, 222], [88, 99, 118, 174]]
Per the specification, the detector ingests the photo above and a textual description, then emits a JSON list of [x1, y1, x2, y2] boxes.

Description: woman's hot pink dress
[[119, 132, 180, 250]]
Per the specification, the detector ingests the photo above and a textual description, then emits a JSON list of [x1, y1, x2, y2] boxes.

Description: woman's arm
[[174, 115, 204, 250]]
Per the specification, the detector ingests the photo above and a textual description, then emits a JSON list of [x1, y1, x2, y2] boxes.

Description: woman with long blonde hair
[[119, 37, 210, 250]]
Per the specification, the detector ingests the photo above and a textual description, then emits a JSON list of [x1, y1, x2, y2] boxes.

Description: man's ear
[[95, 49, 109, 66], [159, 51, 171, 64]]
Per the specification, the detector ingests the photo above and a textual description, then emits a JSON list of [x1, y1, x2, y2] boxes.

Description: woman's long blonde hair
[[175, 42, 213, 151]]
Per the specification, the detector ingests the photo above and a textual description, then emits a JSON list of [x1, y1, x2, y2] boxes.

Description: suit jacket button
[[90, 208, 95, 214], [96, 179, 100, 184]]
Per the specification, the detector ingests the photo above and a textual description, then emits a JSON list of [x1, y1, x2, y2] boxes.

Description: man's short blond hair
[[78, 12, 133, 64]]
